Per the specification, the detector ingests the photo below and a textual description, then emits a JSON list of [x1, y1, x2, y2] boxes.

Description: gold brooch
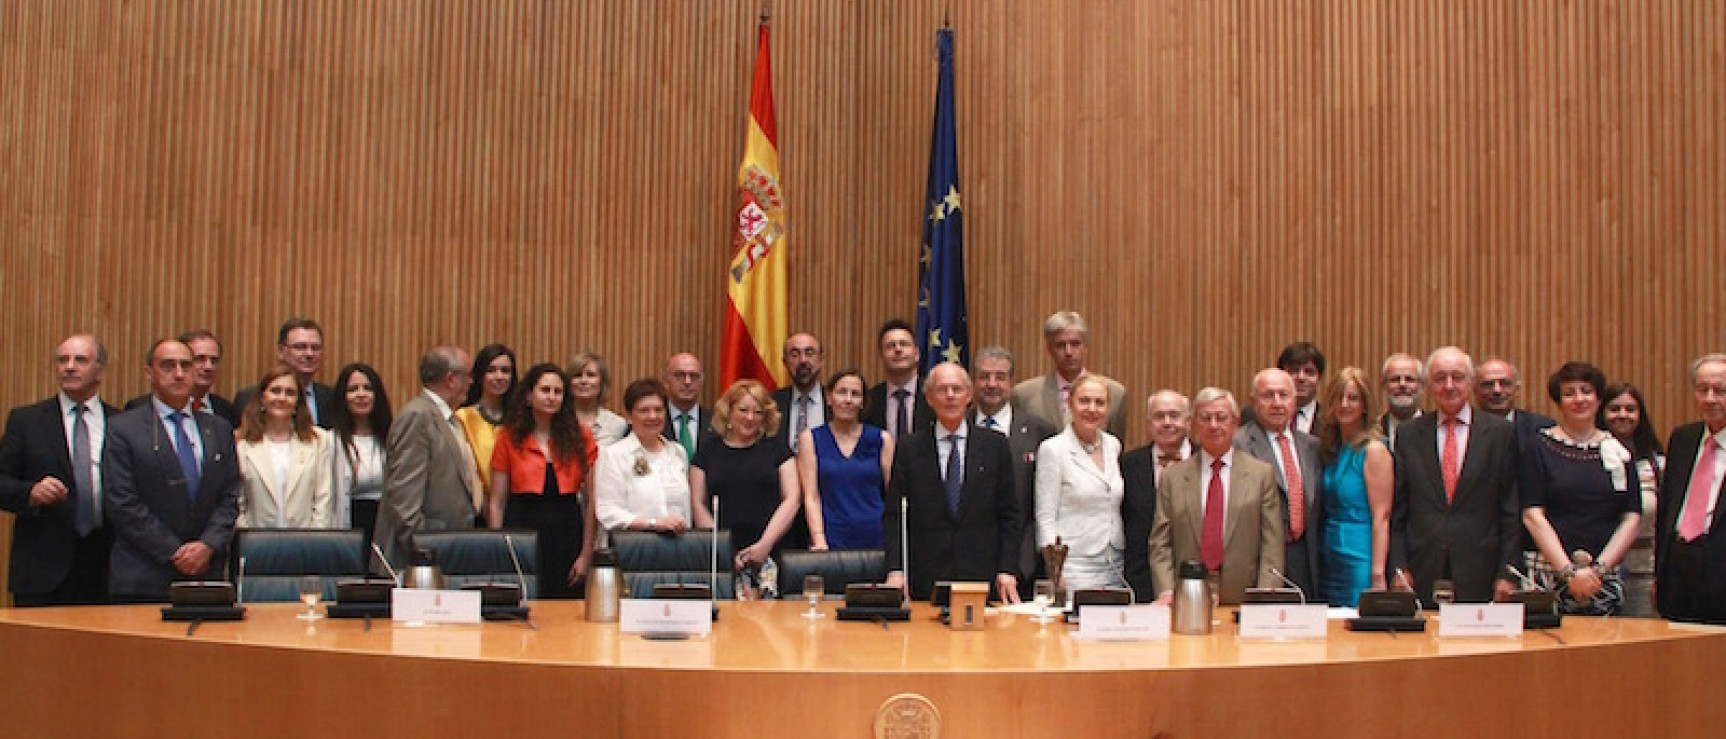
[[632, 454, 651, 476]]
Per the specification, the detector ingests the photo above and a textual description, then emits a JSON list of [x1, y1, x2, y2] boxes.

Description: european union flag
[[915, 28, 968, 375]]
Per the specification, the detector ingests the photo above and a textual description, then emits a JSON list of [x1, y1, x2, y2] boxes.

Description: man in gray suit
[[102, 339, 242, 602], [1010, 311, 1126, 438], [374, 345, 479, 573], [1234, 368, 1325, 596], [972, 346, 1056, 597]]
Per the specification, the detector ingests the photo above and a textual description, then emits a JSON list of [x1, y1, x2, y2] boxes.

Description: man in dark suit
[[971, 346, 1056, 598], [1120, 390, 1191, 601], [771, 332, 829, 451], [884, 362, 1022, 602], [1377, 352, 1424, 449], [1475, 356, 1554, 445], [1655, 354, 1726, 623], [1390, 346, 1521, 604], [102, 339, 242, 602], [863, 319, 933, 439], [234, 318, 335, 428], [1234, 368, 1325, 596], [0, 335, 119, 605], [125, 329, 240, 429], [661, 352, 710, 462]]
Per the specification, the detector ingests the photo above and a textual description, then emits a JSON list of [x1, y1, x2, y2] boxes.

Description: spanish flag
[[720, 20, 789, 391]]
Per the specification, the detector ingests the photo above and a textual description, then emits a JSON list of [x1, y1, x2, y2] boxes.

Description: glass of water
[[801, 574, 825, 619], [1032, 579, 1057, 624], [298, 576, 324, 621]]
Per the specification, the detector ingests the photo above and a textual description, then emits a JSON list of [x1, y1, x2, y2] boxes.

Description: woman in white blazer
[[1034, 375, 1127, 594], [236, 365, 335, 528]]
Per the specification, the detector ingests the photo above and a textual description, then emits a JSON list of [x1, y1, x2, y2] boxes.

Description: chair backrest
[[610, 529, 735, 600], [415, 530, 539, 599], [775, 549, 887, 597], [234, 528, 367, 602]]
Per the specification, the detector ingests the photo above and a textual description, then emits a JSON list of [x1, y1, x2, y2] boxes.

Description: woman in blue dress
[[1316, 366, 1395, 606], [797, 370, 897, 550]]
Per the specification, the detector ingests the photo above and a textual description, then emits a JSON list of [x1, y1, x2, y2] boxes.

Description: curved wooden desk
[[1, 601, 1718, 737]]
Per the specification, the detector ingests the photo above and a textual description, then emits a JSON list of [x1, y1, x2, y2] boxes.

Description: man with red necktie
[[1149, 387, 1283, 606]]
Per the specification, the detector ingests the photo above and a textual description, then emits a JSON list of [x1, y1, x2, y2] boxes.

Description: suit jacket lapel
[[1408, 419, 1444, 498], [1225, 458, 1252, 545], [1453, 419, 1493, 503], [46, 401, 75, 480], [1171, 460, 1203, 548], [241, 441, 280, 507]]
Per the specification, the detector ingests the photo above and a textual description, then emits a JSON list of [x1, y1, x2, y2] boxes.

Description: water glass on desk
[[1032, 579, 1057, 624], [298, 576, 324, 621], [802, 575, 825, 619]]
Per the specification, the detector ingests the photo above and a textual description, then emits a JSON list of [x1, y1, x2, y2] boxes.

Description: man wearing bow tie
[[102, 339, 242, 602], [1120, 390, 1191, 599]]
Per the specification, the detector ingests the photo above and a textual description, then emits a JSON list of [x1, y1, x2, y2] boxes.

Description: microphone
[[371, 542, 400, 585], [1108, 553, 1138, 605], [710, 495, 720, 615], [1392, 568, 1425, 614], [504, 533, 529, 604], [899, 496, 911, 602], [236, 556, 247, 606], [1505, 564, 1537, 591], [1267, 566, 1307, 605]]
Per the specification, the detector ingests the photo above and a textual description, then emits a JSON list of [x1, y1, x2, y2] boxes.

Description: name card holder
[[1237, 604, 1329, 640], [1076, 604, 1170, 641], [1437, 603, 1524, 639], [392, 588, 483, 625], [621, 599, 714, 638]]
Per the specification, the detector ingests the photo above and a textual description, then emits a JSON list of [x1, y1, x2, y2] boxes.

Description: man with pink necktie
[[1388, 346, 1521, 605], [1655, 354, 1726, 623], [1235, 368, 1326, 597]]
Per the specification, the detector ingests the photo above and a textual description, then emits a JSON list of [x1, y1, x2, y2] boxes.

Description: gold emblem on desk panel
[[874, 693, 940, 738]]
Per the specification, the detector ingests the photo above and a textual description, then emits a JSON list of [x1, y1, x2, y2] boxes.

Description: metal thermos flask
[[1172, 559, 1214, 635], [585, 547, 622, 622], [403, 548, 445, 590]]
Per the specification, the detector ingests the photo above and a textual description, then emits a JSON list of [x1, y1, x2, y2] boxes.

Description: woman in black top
[[689, 379, 801, 599], [1519, 362, 1642, 615]]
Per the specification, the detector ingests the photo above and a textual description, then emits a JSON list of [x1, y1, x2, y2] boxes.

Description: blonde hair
[[1317, 367, 1383, 457], [711, 379, 781, 440]]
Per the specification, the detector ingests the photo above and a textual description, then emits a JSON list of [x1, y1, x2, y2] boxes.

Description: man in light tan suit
[[1149, 387, 1285, 605], [1010, 311, 1127, 438], [373, 345, 479, 572]]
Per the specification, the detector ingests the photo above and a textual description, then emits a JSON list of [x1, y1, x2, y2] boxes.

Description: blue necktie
[[944, 434, 963, 515], [168, 411, 201, 501]]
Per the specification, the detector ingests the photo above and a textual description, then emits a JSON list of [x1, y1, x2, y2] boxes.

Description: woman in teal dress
[[1316, 367, 1395, 607]]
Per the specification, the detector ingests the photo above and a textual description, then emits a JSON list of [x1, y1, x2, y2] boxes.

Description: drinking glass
[[1032, 579, 1057, 624], [298, 576, 324, 621], [801, 574, 825, 619]]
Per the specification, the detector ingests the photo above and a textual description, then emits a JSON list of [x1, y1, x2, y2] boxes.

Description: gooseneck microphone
[[236, 556, 248, 605], [1392, 568, 1424, 614], [899, 497, 911, 602], [371, 542, 400, 584], [710, 495, 721, 614], [1267, 566, 1307, 605], [504, 533, 529, 603]]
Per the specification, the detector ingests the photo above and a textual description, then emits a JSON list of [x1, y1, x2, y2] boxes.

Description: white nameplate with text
[[621, 599, 713, 636], [392, 588, 482, 624], [1077, 604, 1169, 641], [1238, 604, 1329, 640], [1438, 603, 1524, 638]]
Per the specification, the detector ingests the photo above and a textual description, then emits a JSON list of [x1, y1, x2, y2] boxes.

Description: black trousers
[[11, 528, 111, 607], [504, 492, 584, 599]]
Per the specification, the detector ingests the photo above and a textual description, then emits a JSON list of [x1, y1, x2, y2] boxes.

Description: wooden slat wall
[[1, 1, 1723, 593]]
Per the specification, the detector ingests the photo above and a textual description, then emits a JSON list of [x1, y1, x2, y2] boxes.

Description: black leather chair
[[775, 549, 887, 597], [610, 529, 735, 599], [234, 528, 368, 602], [415, 530, 539, 599]]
